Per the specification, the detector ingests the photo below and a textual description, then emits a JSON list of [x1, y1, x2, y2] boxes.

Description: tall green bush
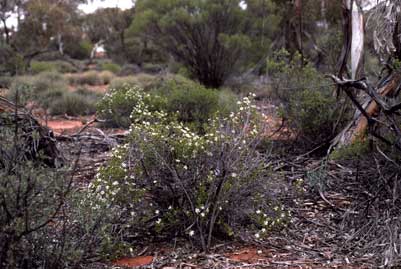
[[268, 49, 343, 148]]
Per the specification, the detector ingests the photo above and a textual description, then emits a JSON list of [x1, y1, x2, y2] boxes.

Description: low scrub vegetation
[[7, 72, 100, 116], [30, 60, 78, 74], [94, 89, 288, 250], [67, 71, 115, 86]]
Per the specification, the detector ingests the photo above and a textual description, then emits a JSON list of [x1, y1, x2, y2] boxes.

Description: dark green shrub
[[142, 62, 164, 74], [268, 49, 343, 148], [283, 89, 337, 144], [101, 62, 122, 74], [160, 78, 220, 130]]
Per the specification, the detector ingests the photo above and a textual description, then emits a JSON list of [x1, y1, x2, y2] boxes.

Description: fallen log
[[330, 72, 401, 149], [0, 97, 62, 167]]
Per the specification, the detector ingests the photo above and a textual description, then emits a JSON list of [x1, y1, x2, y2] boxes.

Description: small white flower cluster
[[194, 205, 209, 218], [253, 205, 291, 239]]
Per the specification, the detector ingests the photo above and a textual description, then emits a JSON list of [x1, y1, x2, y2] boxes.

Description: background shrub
[[8, 72, 68, 107], [49, 89, 100, 116], [30, 61, 78, 74], [108, 74, 155, 90], [101, 62, 122, 74], [159, 77, 220, 131], [67, 71, 115, 86]]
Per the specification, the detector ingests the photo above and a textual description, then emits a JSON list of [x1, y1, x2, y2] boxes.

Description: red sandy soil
[[112, 256, 154, 267]]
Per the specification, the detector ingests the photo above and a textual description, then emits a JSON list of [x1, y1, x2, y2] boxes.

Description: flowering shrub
[[96, 85, 166, 128], [93, 87, 288, 250]]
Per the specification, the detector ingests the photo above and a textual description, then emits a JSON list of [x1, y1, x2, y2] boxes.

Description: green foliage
[[142, 62, 164, 74], [94, 91, 284, 250], [159, 78, 220, 131], [101, 62, 122, 74], [268, 49, 341, 147], [65, 39, 93, 60], [30, 60, 78, 74], [0, 44, 27, 75], [330, 139, 371, 160], [30, 61, 57, 74], [284, 88, 337, 143]]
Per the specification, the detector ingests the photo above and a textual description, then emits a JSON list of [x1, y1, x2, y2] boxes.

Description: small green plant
[[330, 139, 371, 160]]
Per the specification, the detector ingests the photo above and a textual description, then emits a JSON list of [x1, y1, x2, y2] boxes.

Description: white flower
[[231, 173, 237, 178], [156, 218, 162, 224], [112, 181, 119, 186], [261, 228, 266, 233], [257, 250, 262, 254], [200, 212, 205, 217], [189, 230, 195, 236], [256, 210, 261, 214], [183, 165, 188, 170], [195, 208, 200, 214], [155, 210, 160, 215], [255, 233, 260, 239]]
